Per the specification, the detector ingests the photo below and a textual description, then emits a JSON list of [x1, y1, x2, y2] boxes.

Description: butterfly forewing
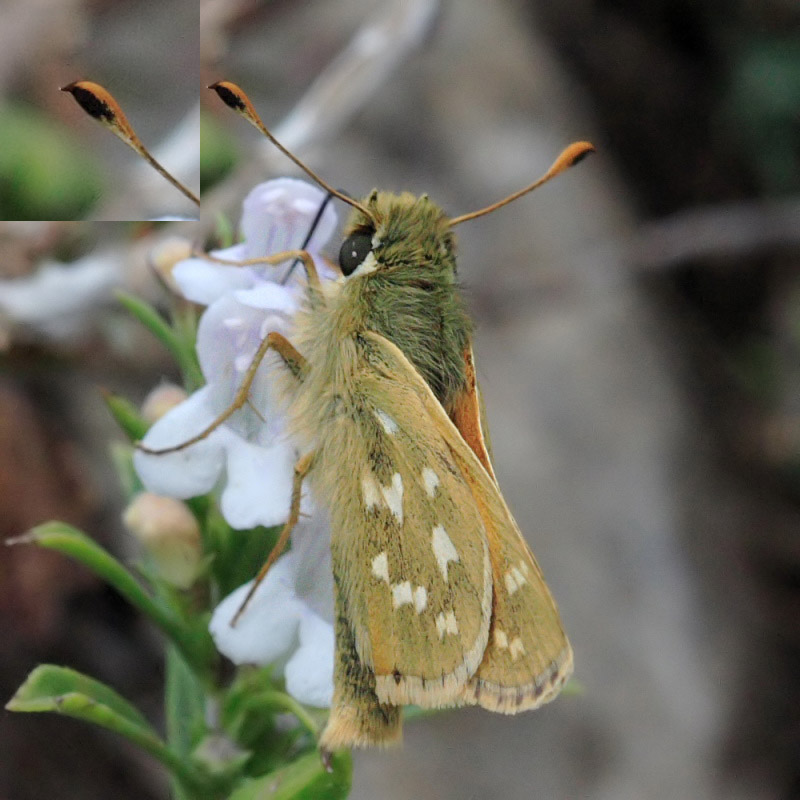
[[320, 333, 492, 708], [359, 331, 572, 712]]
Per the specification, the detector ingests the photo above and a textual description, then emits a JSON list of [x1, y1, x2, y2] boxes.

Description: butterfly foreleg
[[200, 248, 323, 295], [231, 450, 315, 626], [136, 331, 307, 455]]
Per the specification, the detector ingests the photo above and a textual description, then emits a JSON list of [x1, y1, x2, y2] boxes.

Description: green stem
[[12, 523, 213, 674], [252, 691, 320, 738], [116, 291, 203, 389]]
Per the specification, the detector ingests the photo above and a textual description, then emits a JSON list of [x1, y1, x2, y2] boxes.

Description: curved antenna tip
[[208, 80, 375, 224], [449, 140, 596, 227]]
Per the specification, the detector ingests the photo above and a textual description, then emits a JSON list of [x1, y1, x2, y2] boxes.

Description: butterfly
[[147, 80, 591, 752]]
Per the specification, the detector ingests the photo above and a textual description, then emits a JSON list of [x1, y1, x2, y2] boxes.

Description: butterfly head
[[338, 191, 457, 280]]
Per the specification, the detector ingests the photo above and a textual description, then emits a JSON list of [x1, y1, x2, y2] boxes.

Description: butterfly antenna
[[448, 141, 595, 226], [61, 80, 200, 206], [208, 80, 376, 224]]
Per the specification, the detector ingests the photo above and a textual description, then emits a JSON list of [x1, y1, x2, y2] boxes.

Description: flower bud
[[149, 236, 194, 291], [141, 383, 188, 423], [123, 493, 202, 589]]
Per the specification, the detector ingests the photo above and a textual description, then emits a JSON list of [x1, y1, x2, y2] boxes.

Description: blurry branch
[[270, 0, 440, 154], [0, 245, 133, 342], [200, 0, 441, 230], [627, 198, 800, 271]]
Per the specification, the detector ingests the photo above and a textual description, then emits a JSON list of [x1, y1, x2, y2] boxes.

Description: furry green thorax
[[341, 190, 472, 409]]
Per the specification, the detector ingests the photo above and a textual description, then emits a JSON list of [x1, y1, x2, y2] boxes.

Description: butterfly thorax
[[336, 191, 473, 409]]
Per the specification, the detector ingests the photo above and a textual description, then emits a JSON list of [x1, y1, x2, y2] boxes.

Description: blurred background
[[1, 0, 800, 797], [0, 0, 198, 220]]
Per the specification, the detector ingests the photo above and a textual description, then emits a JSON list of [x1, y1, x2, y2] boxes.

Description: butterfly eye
[[339, 233, 373, 276]]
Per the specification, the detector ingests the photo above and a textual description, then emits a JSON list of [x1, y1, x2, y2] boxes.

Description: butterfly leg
[[230, 451, 315, 625], [200, 249, 323, 294], [136, 331, 306, 455], [319, 572, 402, 754]]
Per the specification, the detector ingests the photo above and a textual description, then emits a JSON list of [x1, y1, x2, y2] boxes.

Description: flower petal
[[193, 296, 291, 444], [220, 438, 295, 528], [172, 247, 253, 305], [290, 503, 334, 625], [241, 179, 338, 260], [133, 386, 226, 498], [209, 554, 303, 665], [284, 612, 334, 707], [233, 283, 299, 313]]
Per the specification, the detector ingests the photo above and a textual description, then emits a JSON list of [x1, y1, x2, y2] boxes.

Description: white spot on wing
[[494, 629, 509, 650], [374, 409, 399, 435], [380, 473, 404, 524], [392, 581, 413, 608], [362, 476, 380, 510], [413, 585, 427, 613], [511, 566, 526, 589], [509, 636, 525, 661], [422, 467, 440, 498], [445, 610, 458, 635], [371, 552, 389, 583], [431, 524, 459, 582], [435, 610, 459, 639], [505, 567, 527, 595]]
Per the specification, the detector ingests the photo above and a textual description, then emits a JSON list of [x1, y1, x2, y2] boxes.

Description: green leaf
[[227, 750, 352, 800], [102, 390, 150, 440], [116, 290, 203, 389], [6, 665, 192, 781], [109, 441, 144, 500], [164, 645, 219, 800], [166, 645, 208, 758], [9, 522, 214, 673], [7, 665, 223, 797], [7, 664, 155, 730], [207, 512, 282, 598]]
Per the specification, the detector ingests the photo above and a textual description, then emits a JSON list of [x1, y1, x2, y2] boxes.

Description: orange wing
[[447, 344, 496, 482]]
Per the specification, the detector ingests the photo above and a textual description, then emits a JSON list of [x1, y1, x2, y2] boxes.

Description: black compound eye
[[338, 233, 373, 276]]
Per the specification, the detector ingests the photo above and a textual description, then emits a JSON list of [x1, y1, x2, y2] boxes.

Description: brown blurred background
[[1, 0, 799, 797]]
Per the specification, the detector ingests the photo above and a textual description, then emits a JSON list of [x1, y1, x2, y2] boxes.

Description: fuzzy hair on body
[[276, 191, 572, 750]]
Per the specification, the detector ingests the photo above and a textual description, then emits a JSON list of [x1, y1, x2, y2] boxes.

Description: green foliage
[[227, 751, 352, 800], [0, 103, 104, 220], [5, 665, 218, 798], [116, 291, 204, 389], [6, 292, 352, 799], [721, 36, 800, 193], [201, 111, 239, 194]]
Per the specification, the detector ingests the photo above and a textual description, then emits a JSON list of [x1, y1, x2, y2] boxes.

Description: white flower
[[209, 504, 334, 707], [133, 178, 338, 528], [171, 178, 339, 307], [132, 177, 339, 706]]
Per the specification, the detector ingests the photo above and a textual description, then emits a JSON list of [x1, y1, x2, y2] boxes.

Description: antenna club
[[555, 141, 596, 171], [448, 140, 596, 227], [60, 80, 120, 126], [208, 81, 247, 112], [209, 79, 377, 225]]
